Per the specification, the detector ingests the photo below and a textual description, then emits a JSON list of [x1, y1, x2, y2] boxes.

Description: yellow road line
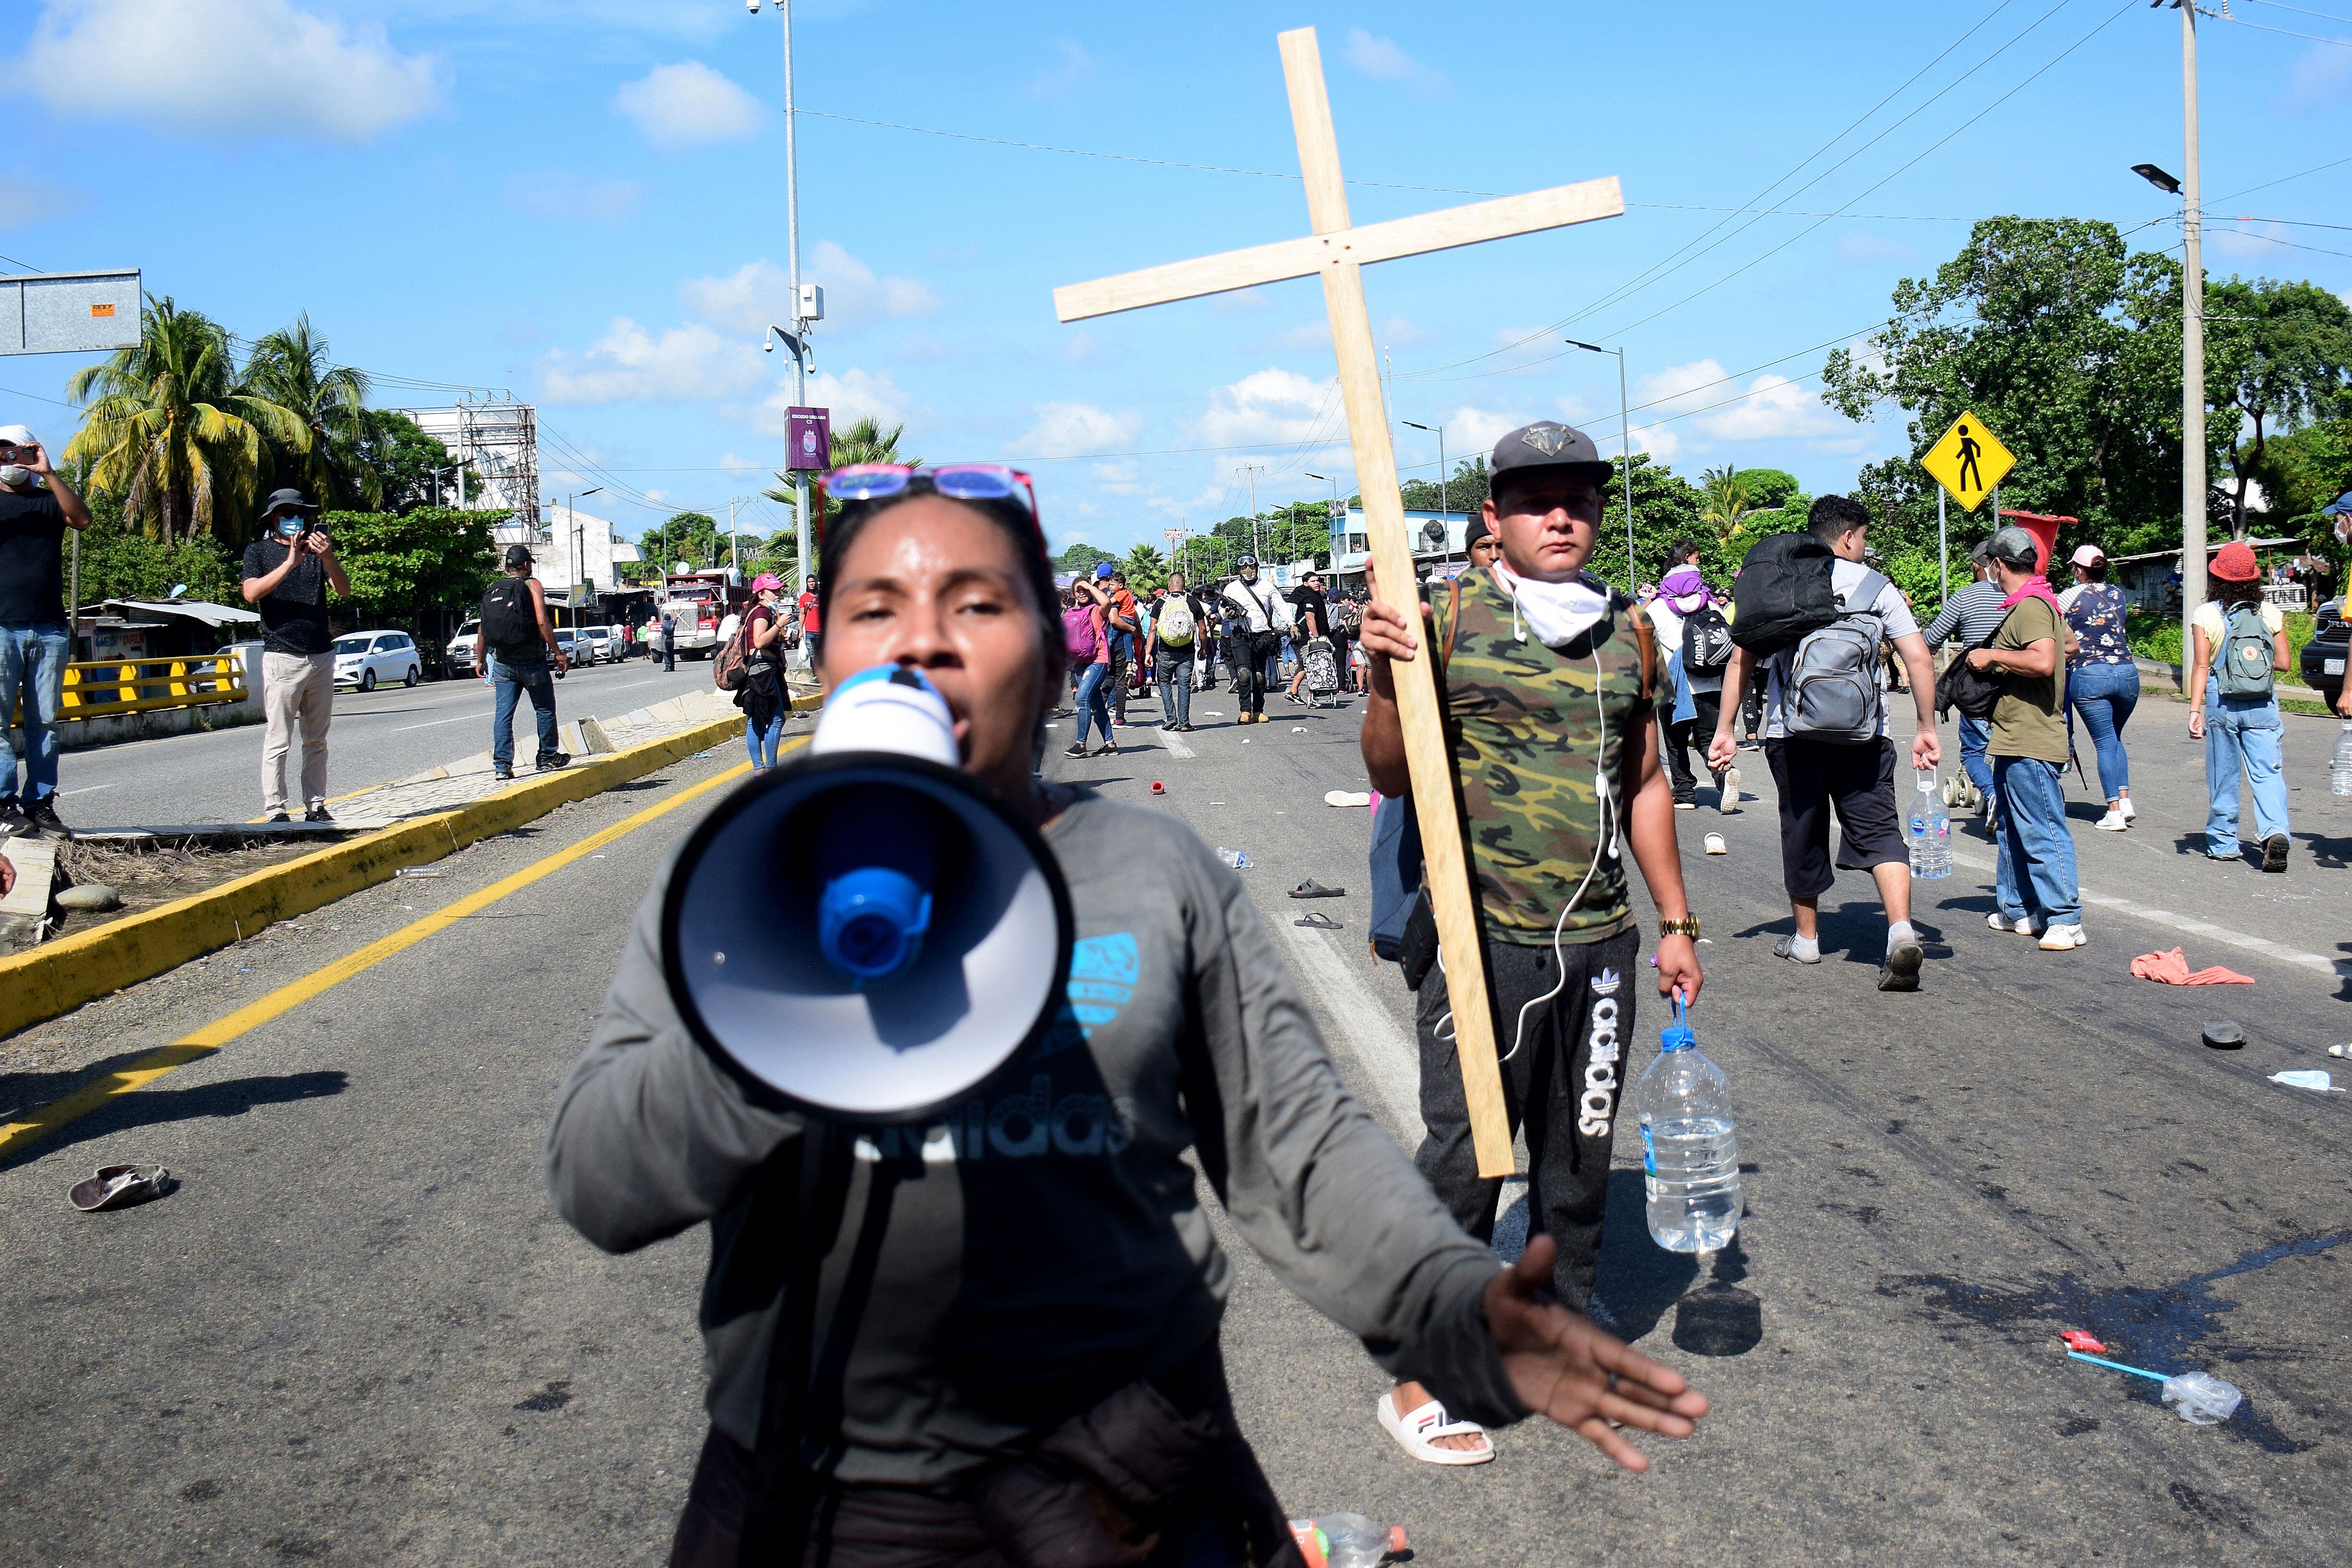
[[1, 748, 775, 1163]]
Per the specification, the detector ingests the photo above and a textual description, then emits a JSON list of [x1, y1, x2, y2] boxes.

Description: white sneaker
[[1988, 912, 2040, 936], [1720, 766, 1742, 814], [2095, 809, 2128, 831], [2038, 923, 2087, 950], [2119, 795, 2136, 822]]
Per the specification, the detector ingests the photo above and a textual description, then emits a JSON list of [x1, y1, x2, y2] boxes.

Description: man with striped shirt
[[1921, 541, 2007, 818]]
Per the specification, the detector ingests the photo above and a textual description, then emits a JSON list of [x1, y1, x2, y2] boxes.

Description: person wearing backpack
[[1968, 526, 2083, 947], [1642, 547, 1737, 813], [1148, 570, 1202, 731], [474, 543, 570, 780], [1920, 540, 2008, 822], [2187, 539, 2294, 871], [1706, 496, 1940, 991], [1062, 578, 1116, 757]]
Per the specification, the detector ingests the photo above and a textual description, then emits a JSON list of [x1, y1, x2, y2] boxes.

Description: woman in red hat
[[2185, 539, 2294, 871]]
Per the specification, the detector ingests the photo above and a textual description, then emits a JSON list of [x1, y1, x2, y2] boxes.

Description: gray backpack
[[1779, 568, 1891, 744], [2215, 604, 2277, 700]]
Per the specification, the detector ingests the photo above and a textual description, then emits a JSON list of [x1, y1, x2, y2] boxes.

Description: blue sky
[[4, 0, 2347, 557]]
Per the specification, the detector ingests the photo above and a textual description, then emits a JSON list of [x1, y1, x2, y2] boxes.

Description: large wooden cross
[[1055, 27, 1624, 1178]]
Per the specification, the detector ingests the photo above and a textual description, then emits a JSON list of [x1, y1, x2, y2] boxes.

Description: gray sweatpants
[[1413, 924, 1638, 1311], [260, 650, 335, 812]]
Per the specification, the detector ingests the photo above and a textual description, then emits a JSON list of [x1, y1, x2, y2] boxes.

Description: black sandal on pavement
[[1288, 880, 1346, 899], [1294, 911, 1342, 929]]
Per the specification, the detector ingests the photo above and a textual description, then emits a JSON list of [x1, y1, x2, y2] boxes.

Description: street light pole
[[1567, 339, 1636, 587], [1404, 421, 1449, 563], [1238, 462, 1266, 562], [751, 0, 813, 597], [2177, 0, 2207, 659], [1305, 470, 1344, 569]]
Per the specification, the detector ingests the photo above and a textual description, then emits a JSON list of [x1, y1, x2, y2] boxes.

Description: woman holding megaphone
[[546, 464, 1708, 1566]]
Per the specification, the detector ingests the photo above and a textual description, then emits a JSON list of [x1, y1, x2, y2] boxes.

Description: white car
[[333, 630, 422, 691], [552, 629, 586, 669], [580, 626, 617, 663]]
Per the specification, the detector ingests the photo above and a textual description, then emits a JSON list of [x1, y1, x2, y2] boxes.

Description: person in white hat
[[0, 424, 93, 838], [2057, 543, 2138, 830]]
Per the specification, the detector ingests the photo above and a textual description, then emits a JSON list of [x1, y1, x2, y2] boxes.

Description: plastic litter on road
[[70, 1163, 172, 1213], [2270, 1070, 2344, 1093], [2201, 1021, 2245, 1052], [1216, 847, 1252, 869], [1703, 832, 1727, 855], [394, 867, 445, 879], [1150, 781, 1165, 795], [2328, 1043, 2351, 1059], [2068, 1350, 2243, 1424], [2060, 1330, 2107, 1353], [1324, 790, 1371, 807]]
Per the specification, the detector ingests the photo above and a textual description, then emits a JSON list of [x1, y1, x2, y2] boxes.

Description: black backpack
[[1728, 532, 1837, 656], [1682, 604, 1734, 674], [481, 577, 539, 656]]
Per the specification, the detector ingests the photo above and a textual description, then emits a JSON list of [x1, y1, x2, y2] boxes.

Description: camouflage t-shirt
[[1425, 568, 1655, 946]]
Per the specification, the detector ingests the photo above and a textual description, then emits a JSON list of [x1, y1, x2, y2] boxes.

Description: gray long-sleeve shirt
[[1920, 578, 2007, 652], [545, 790, 1519, 1486]]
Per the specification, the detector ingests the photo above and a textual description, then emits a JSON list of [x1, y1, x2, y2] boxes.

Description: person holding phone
[[0, 424, 92, 839], [241, 488, 349, 822]]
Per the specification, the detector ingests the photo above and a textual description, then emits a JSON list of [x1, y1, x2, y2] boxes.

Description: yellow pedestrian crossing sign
[[1921, 412, 2014, 512]]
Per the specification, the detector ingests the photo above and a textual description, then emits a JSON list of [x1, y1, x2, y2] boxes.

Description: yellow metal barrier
[[39, 654, 247, 721]]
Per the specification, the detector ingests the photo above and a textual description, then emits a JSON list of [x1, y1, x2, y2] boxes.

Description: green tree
[[352, 408, 469, 513], [1586, 454, 1708, 594], [1823, 216, 2191, 562], [67, 489, 241, 609], [65, 296, 308, 543], [1054, 541, 1115, 575], [2204, 278, 2352, 538], [638, 511, 723, 575], [1697, 465, 1757, 544], [242, 312, 376, 508], [1399, 456, 1489, 519], [325, 506, 500, 661]]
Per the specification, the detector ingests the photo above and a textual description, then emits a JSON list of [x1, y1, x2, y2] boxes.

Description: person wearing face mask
[[547, 462, 1710, 1560], [241, 488, 350, 823], [1358, 422, 1703, 1468], [0, 425, 92, 839], [1219, 555, 1284, 723]]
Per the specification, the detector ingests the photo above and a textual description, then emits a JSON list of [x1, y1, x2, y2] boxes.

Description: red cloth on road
[[2131, 947, 2255, 985]]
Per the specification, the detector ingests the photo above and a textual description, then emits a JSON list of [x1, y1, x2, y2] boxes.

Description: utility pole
[[1238, 462, 1266, 563], [2176, 0, 2207, 659], [751, 0, 813, 596]]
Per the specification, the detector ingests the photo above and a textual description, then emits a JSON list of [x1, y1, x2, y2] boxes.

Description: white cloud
[[16, 0, 440, 142], [679, 246, 937, 334], [1027, 39, 1095, 96], [2208, 219, 2295, 262], [613, 61, 762, 148], [1194, 368, 1336, 447], [1698, 374, 1843, 440], [755, 367, 917, 434], [1342, 27, 1449, 97], [1016, 402, 1143, 459], [1629, 423, 1682, 462], [1621, 358, 1844, 449], [539, 317, 764, 404], [505, 172, 643, 224], [2289, 41, 2352, 108], [0, 175, 87, 229], [1436, 406, 1535, 457]]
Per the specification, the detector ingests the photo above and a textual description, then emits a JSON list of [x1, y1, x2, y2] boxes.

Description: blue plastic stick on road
[[2067, 1350, 2168, 1381]]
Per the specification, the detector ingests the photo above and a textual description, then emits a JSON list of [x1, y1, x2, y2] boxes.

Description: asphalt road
[[3, 684, 2348, 1565], [46, 655, 726, 833]]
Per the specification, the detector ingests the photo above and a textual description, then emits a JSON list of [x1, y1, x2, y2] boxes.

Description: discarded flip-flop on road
[[1294, 912, 1343, 929], [1288, 880, 1346, 899], [70, 1163, 172, 1213], [1323, 790, 1371, 808]]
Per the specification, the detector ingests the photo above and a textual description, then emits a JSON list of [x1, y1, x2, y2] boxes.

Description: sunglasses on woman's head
[[826, 463, 1042, 537]]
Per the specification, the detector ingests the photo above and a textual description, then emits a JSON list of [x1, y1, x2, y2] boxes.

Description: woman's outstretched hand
[[1484, 1235, 1710, 1472]]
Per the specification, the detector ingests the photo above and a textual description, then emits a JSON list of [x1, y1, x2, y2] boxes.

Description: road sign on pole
[[1921, 410, 2015, 513], [2, 270, 141, 355]]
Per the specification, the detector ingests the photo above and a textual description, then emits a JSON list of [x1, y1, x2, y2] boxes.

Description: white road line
[[1273, 915, 1420, 1137], [1946, 843, 2352, 977], [393, 711, 492, 732], [58, 782, 119, 796], [1161, 729, 1195, 759]]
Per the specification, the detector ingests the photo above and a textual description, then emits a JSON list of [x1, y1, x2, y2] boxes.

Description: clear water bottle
[[1635, 997, 1742, 1253], [1287, 1514, 1407, 1568], [2332, 721, 2352, 798], [1906, 769, 1952, 879]]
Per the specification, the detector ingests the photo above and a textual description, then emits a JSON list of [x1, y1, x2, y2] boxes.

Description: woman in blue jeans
[[2186, 541, 2293, 872], [2059, 545, 2138, 831], [1062, 581, 1116, 758]]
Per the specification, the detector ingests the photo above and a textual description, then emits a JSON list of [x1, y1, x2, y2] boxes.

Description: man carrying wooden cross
[[1359, 420, 1704, 1466]]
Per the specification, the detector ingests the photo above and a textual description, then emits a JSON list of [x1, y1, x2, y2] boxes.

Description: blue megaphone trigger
[[818, 865, 934, 981]]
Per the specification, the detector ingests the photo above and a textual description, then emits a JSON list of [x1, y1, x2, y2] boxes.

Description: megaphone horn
[[662, 667, 1076, 1123]]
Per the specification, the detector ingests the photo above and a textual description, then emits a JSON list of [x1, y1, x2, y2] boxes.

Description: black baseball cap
[[504, 544, 534, 570], [1489, 422, 1612, 488]]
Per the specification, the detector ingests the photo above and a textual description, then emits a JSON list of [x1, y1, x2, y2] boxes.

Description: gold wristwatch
[[1657, 916, 1702, 940]]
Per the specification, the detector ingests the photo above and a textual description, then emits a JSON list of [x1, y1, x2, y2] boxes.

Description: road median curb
[[0, 695, 809, 1041]]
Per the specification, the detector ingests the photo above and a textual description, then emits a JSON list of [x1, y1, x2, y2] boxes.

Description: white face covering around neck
[[1490, 559, 1611, 647]]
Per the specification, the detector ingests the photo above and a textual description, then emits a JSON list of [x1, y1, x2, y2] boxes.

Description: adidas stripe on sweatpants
[[1412, 924, 1639, 1314]]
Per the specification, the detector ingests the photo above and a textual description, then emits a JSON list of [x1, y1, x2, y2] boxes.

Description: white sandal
[[1376, 1392, 1495, 1465]]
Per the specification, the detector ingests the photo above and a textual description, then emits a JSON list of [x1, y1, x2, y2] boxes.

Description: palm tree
[[243, 312, 377, 508], [65, 297, 309, 542], [1122, 542, 1166, 587], [1699, 464, 1757, 543]]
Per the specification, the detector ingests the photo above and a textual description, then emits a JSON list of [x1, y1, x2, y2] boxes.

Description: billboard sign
[[2, 269, 141, 355], [786, 405, 832, 472]]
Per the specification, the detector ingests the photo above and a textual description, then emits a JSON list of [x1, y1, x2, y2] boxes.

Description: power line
[[2238, 0, 2352, 23], [2215, 11, 2352, 46]]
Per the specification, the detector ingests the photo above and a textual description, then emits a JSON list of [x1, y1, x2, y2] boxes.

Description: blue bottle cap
[[1660, 993, 1695, 1053]]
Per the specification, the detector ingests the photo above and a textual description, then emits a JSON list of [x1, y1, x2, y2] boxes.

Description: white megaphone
[[661, 666, 1075, 1122]]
